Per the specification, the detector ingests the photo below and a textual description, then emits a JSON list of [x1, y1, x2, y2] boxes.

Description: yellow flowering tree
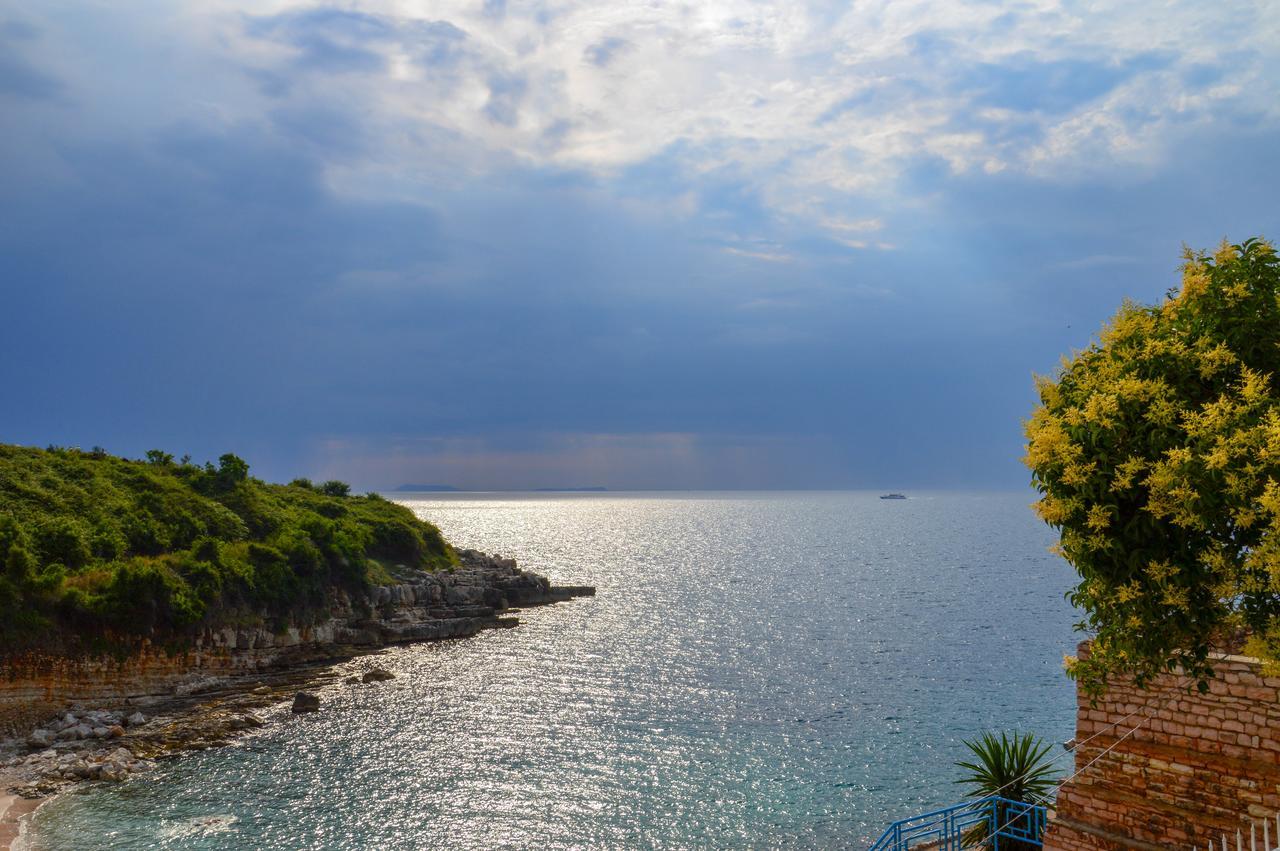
[[1025, 238, 1280, 694]]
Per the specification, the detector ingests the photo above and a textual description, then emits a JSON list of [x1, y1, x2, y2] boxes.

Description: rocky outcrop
[[8, 746, 153, 792], [0, 550, 594, 735], [3, 683, 290, 799], [26, 709, 135, 749]]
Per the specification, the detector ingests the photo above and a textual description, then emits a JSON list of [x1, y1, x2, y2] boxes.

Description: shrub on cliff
[[319, 480, 351, 497], [0, 444, 456, 650], [1024, 238, 1280, 692]]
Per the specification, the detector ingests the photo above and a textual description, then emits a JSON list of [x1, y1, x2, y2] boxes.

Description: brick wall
[[1043, 642, 1280, 850]]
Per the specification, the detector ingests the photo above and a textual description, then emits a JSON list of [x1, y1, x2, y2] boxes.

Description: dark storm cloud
[[1, 1, 1279, 490], [4, 105, 1278, 487]]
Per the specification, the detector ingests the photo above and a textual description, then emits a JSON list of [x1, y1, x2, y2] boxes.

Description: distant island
[[393, 484, 461, 492], [392, 485, 608, 493]]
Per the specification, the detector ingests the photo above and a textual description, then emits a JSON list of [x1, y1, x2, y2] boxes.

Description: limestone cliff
[[0, 550, 593, 735]]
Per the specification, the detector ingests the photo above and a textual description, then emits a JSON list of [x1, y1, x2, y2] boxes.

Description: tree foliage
[[0, 443, 456, 651], [954, 731, 1057, 850], [319, 480, 351, 497], [1025, 238, 1280, 693], [955, 731, 1058, 802]]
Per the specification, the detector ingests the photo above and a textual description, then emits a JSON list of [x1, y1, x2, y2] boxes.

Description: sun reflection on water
[[28, 492, 1076, 849]]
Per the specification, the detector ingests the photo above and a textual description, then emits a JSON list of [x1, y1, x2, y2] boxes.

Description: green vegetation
[[955, 731, 1058, 801], [0, 444, 455, 651], [1025, 237, 1280, 692], [954, 731, 1057, 849]]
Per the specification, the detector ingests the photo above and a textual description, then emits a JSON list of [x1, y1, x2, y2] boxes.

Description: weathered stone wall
[[1043, 642, 1280, 850], [0, 552, 593, 736]]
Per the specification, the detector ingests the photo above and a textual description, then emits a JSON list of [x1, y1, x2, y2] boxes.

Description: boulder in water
[[291, 692, 320, 714], [361, 668, 395, 683]]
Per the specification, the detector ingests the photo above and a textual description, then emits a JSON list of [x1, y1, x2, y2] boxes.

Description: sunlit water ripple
[[26, 491, 1077, 849]]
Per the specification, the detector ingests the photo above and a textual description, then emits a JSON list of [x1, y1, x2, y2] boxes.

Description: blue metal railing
[[868, 796, 1047, 851]]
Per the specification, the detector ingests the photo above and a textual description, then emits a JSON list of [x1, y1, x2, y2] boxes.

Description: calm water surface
[[26, 492, 1079, 849]]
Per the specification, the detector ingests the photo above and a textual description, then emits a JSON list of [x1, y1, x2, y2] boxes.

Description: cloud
[[308, 432, 861, 491], [584, 37, 629, 68], [0, 20, 62, 100], [245, 9, 389, 74], [484, 73, 527, 126], [1053, 255, 1142, 270], [962, 53, 1174, 115], [267, 103, 368, 156], [0, 51, 61, 99], [723, 246, 793, 263], [412, 21, 470, 69], [164, 0, 1275, 248], [0, 0, 1278, 489]]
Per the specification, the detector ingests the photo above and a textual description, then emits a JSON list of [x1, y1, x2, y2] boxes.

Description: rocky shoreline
[[0, 551, 593, 847]]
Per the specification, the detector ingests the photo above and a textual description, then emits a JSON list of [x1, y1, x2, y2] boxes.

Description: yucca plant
[[954, 731, 1058, 850]]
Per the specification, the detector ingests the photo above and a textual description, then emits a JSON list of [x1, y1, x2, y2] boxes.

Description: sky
[[1, 0, 1278, 490]]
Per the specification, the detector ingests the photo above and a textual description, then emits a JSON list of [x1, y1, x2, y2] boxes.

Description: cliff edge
[[0, 548, 594, 735]]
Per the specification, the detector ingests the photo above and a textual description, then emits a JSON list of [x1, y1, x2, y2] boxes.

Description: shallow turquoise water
[[26, 491, 1078, 849]]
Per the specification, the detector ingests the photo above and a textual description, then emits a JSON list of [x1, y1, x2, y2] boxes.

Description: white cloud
[[15, 0, 1280, 246], [723, 246, 793, 263]]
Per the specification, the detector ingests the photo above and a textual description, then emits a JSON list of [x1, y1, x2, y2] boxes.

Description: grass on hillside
[[0, 444, 456, 652]]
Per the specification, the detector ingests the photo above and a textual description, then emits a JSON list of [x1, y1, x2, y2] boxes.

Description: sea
[[22, 491, 1080, 850]]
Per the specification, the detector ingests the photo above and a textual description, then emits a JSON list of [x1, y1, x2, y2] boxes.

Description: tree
[[955, 732, 1057, 850], [319, 480, 350, 497], [145, 449, 174, 466], [1024, 238, 1280, 693], [202, 453, 251, 493], [217, 453, 249, 482]]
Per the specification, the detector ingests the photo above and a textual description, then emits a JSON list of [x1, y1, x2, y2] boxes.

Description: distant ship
[[879, 493, 907, 500]]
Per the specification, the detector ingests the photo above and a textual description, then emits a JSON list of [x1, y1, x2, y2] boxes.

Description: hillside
[[0, 444, 456, 652]]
